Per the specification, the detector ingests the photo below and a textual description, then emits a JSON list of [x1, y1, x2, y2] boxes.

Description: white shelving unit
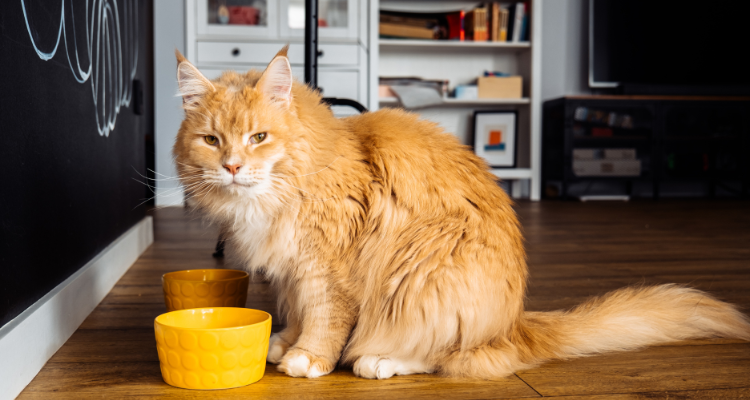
[[370, 0, 542, 200]]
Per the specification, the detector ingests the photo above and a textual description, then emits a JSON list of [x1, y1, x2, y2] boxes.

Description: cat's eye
[[251, 132, 267, 144], [204, 136, 218, 146]]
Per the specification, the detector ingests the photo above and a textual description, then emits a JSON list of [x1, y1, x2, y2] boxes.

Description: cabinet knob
[[317, 50, 324, 58], [232, 48, 241, 57]]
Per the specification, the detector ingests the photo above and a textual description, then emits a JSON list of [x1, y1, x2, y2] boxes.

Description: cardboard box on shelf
[[477, 76, 522, 99]]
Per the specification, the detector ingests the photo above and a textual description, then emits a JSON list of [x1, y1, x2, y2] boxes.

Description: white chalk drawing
[[21, 0, 139, 137]]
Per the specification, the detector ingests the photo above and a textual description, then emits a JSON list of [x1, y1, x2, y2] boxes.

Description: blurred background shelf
[[542, 96, 750, 200]]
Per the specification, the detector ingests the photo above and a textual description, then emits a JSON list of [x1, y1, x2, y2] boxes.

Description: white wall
[[540, 0, 590, 101], [154, 0, 186, 206]]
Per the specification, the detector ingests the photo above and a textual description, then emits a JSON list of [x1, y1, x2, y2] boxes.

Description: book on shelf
[[490, 3, 499, 42], [465, 7, 488, 41], [507, 3, 523, 42], [379, 13, 437, 39], [499, 8, 509, 41], [446, 11, 465, 40], [379, 10, 463, 40], [378, 2, 528, 43], [379, 22, 434, 39]]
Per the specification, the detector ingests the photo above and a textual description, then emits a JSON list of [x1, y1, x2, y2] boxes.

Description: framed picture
[[472, 110, 518, 168]]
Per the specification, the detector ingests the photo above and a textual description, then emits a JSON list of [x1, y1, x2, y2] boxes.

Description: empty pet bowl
[[162, 269, 249, 312], [154, 307, 272, 389]]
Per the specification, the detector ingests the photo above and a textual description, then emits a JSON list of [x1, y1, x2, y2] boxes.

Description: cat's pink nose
[[223, 163, 243, 175]]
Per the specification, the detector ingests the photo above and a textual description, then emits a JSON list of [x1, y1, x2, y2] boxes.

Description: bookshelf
[[369, 1, 542, 200]]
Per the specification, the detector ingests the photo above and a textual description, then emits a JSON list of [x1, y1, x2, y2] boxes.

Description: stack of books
[[379, 2, 530, 42]]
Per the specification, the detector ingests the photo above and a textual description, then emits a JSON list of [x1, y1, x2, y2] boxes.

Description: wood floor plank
[[516, 343, 750, 397], [47, 329, 158, 363]]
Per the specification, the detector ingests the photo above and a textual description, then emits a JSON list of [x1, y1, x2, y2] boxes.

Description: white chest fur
[[223, 200, 300, 277]]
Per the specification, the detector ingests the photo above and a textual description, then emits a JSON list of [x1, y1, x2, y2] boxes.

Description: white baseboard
[[0, 216, 153, 400]]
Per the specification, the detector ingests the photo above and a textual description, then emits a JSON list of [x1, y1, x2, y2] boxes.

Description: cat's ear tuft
[[175, 50, 215, 110], [257, 46, 293, 107]]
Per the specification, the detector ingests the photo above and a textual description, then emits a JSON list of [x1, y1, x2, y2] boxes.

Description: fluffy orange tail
[[442, 284, 750, 377]]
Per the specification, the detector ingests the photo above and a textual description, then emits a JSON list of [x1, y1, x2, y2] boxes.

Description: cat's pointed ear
[[257, 46, 293, 108], [175, 50, 215, 110]]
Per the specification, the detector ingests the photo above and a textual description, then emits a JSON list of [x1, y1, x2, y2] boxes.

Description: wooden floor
[[20, 201, 750, 399]]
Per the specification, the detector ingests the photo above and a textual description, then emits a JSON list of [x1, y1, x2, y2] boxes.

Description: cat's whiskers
[[132, 175, 203, 198], [186, 180, 218, 201], [130, 165, 212, 206], [151, 170, 189, 180], [132, 178, 160, 195], [132, 184, 190, 209], [183, 179, 217, 198]]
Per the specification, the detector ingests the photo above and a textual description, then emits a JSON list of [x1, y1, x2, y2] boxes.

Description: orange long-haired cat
[[173, 48, 750, 379]]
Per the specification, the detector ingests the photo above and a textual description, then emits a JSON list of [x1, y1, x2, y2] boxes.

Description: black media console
[[542, 96, 750, 199]]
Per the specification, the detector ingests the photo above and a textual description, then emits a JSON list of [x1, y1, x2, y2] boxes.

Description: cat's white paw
[[278, 348, 334, 378], [353, 355, 434, 379], [267, 333, 290, 364], [353, 355, 396, 379], [282, 352, 312, 376]]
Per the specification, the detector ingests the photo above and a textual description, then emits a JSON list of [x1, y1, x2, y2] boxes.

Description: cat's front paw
[[277, 348, 334, 378], [353, 355, 396, 379], [267, 333, 291, 364], [353, 355, 434, 379]]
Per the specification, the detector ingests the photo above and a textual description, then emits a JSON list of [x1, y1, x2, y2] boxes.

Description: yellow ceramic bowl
[[154, 307, 272, 390], [162, 269, 249, 312]]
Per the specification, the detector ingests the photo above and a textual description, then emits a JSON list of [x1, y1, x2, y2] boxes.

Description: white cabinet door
[[318, 70, 358, 99], [196, 0, 278, 38], [279, 0, 358, 40]]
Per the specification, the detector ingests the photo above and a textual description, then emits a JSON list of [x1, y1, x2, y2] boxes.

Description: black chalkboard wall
[[0, 0, 154, 327]]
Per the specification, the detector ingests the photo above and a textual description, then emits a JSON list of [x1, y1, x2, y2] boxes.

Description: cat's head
[[172, 47, 326, 210]]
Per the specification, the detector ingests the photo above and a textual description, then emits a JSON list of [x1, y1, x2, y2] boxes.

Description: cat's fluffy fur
[[173, 48, 750, 379]]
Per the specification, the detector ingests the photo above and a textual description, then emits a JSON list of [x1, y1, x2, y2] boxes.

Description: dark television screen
[[590, 0, 750, 91]]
